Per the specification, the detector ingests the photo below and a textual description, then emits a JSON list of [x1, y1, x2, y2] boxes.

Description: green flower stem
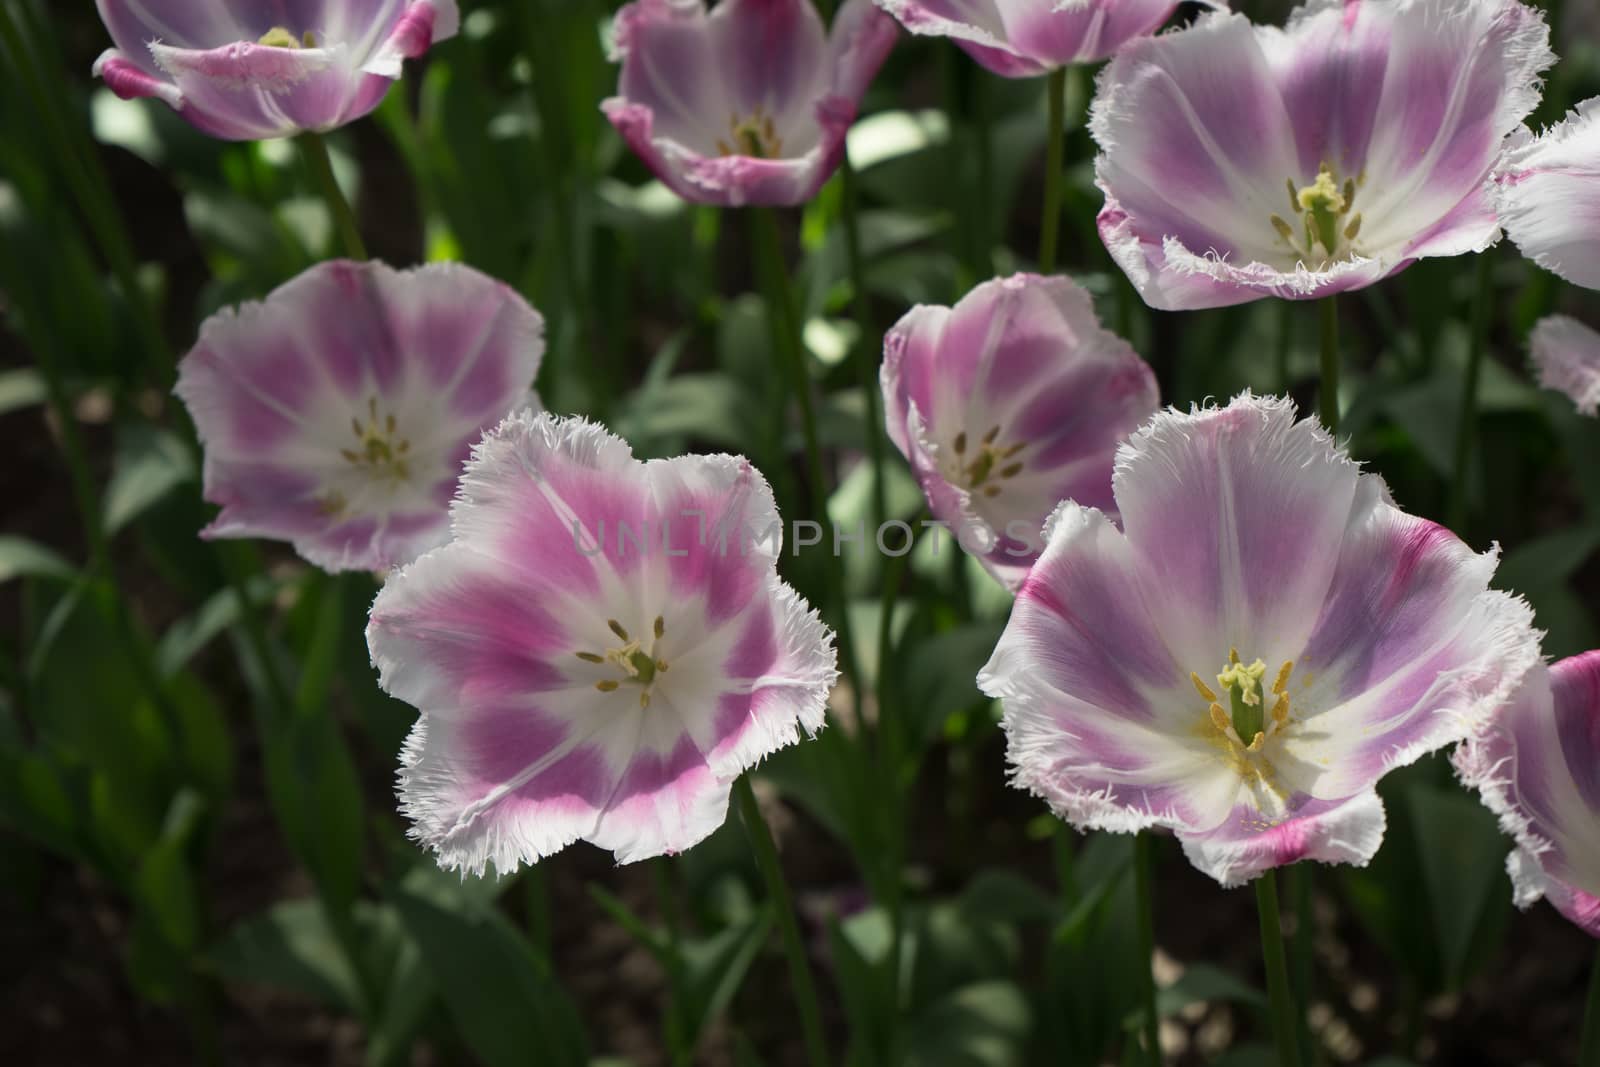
[[1319, 296, 1341, 435], [1134, 832, 1161, 1066], [733, 776, 831, 1067], [748, 207, 861, 695], [1039, 68, 1068, 274], [1288, 864, 1316, 1066], [1581, 944, 1600, 1067], [300, 132, 368, 260], [1450, 251, 1495, 530], [1255, 871, 1304, 1067], [840, 156, 887, 531]]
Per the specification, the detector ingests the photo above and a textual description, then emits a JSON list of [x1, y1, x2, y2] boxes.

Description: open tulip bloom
[[93, 0, 458, 140], [1455, 655, 1600, 937], [978, 393, 1541, 887], [1496, 98, 1600, 291], [872, 0, 1186, 76], [366, 412, 838, 873], [175, 259, 544, 573], [1092, 0, 1555, 311], [1530, 315, 1600, 416], [882, 273, 1159, 588], [601, 0, 899, 207]]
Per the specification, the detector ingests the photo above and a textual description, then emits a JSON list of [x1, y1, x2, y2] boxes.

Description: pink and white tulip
[[882, 273, 1159, 589], [1455, 654, 1600, 937], [872, 0, 1184, 76], [1496, 99, 1600, 290], [175, 260, 543, 573], [1530, 315, 1600, 416], [601, 0, 898, 207], [1092, 0, 1555, 310], [367, 412, 837, 873], [978, 393, 1540, 887], [93, 0, 458, 140]]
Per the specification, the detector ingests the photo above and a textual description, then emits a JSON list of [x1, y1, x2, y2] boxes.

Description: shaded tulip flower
[[601, 0, 898, 207], [1530, 316, 1600, 416], [367, 412, 837, 873], [978, 393, 1540, 887], [1496, 98, 1600, 290], [1455, 655, 1600, 936], [176, 260, 543, 573], [881, 273, 1159, 588], [872, 0, 1183, 76], [93, 0, 459, 140], [1092, 0, 1555, 311]]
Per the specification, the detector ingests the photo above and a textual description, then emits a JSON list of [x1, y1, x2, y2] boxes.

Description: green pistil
[[626, 648, 658, 686], [258, 26, 301, 48], [1297, 167, 1347, 257]]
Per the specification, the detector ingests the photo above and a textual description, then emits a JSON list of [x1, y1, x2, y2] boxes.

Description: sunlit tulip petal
[[93, 0, 458, 140], [873, 0, 1186, 76], [979, 393, 1541, 887], [1496, 98, 1600, 290], [601, 0, 898, 207], [367, 412, 837, 873], [1092, 0, 1555, 310], [175, 260, 543, 573], [881, 273, 1158, 588], [1456, 654, 1600, 937], [1530, 315, 1600, 416]]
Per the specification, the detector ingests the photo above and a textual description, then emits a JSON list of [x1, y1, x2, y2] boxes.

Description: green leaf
[[262, 708, 366, 911], [899, 621, 1007, 748], [126, 789, 208, 1003], [0, 536, 74, 584], [104, 424, 196, 535], [904, 981, 1031, 1067], [208, 898, 364, 1011], [1407, 784, 1512, 989], [0, 367, 46, 415], [1153, 963, 1266, 1018], [391, 873, 588, 1067]]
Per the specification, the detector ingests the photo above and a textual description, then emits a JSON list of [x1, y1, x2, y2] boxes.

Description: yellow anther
[[1191, 672, 1219, 703], [1272, 661, 1294, 696], [1271, 215, 1296, 242], [982, 425, 1001, 445], [576, 652, 605, 664], [1246, 731, 1266, 752], [639, 691, 651, 709], [1286, 179, 1301, 215], [1271, 693, 1290, 724], [653, 616, 665, 639], [656, 659, 669, 673], [999, 462, 1024, 479], [1344, 215, 1363, 241], [1209, 703, 1231, 734], [1229, 648, 1241, 665], [953, 432, 967, 454], [596, 680, 619, 692], [607, 619, 630, 642]]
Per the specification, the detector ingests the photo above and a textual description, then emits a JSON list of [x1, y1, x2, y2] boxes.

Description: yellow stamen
[[596, 680, 619, 692], [1273, 661, 1294, 696], [1271, 693, 1290, 724], [608, 619, 630, 642], [1209, 702, 1231, 734], [1192, 672, 1219, 703], [576, 652, 604, 664]]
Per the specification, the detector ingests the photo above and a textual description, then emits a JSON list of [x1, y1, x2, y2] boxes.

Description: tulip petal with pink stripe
[[175, 259, 543, 573], [881, 273, 1159, 589], [979, 393, 1541, 887], [1455, 654, 1600, 937], [1092, 0, 1555, 310], [93, 0, 458, 140], [601, 0, 898, 207], [367, 412, 837, 874], [1496, 98, 1600, 291]]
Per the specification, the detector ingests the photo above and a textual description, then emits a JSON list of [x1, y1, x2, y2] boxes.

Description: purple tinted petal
[[708, 0, 828, 129], [1531, 315, 1600, 416], [1496, 99, 1600, 291], [1179, 790, 1387, 887]]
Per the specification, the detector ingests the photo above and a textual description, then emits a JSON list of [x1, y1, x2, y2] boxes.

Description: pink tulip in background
[[93, 0, 458, 140], [601, 0, 898, 207]]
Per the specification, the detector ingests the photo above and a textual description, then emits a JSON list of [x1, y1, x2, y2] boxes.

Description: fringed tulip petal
[[881, 273, 1158, 589], [1093, 0, 1555, 310], [1456, 655, 1600, 937], [175, 260, 544, 573], [873, 0, 1183, 76], [1530, 315, 1600, 416], [980, 393, 1541, 886], [368, 412, 837, 873], [602, 0, 897, 207], [1496, 99, 1600, 290], [92, 0, 457, 139]]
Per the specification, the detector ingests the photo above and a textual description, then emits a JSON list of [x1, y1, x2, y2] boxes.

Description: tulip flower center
[[949, 424, 1027, 499], [1270, 164, 1365, 268], [578, 616, 671, 709], [718, 107, 784, 159], [258, 27, 318, 49], [1192, 650, 1296, 768], [340, 396, 413, 486]]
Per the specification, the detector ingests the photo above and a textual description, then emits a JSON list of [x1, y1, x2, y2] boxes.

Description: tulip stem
[[1582, 944, 1600, 1067], [1450, 251, 1494, 530], [1134, 832, 1161, 1066], [1318, 296, 1340, 434], [1255, 871, 1304, 1067], [1288, 864, 1317, 1066], [1039, 67, 1068, 274], [734, 776, 831, 1067], [301, 132, 368, 260], [840, 157, 887, 531]]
